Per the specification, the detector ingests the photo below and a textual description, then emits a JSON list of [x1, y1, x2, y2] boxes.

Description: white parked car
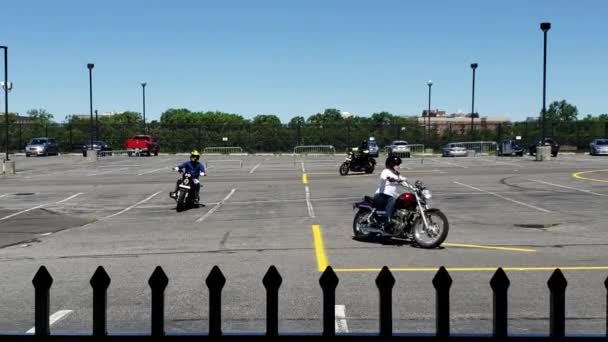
[[441, 143, 467, 157], [386, 140, 411, 158], [25, 137, 59, 157], [590, 139, 608, 156]]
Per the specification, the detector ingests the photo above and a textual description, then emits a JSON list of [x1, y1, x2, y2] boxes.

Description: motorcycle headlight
[[422, 189, 432, 199]]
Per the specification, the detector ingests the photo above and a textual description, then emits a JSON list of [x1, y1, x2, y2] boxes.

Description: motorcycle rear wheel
[[353, 209, 373, 238], [412, 210, 449, 248]]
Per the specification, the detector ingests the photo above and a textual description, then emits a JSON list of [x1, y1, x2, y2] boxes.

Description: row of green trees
[[1, 101, 607, 153]]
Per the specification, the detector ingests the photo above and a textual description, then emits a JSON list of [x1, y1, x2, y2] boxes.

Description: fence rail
[[202, 147, 244, 155], [4, 265, 606, 340]]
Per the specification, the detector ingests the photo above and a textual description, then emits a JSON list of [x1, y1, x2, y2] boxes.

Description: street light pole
[[470, 63, 478, 140], [95, 109, 98, 141], [1, 46, 8, 161], [87, 63, 94, 148], [540, 22, 551, 142], [427, 80, 433, 147], [141, 82, 147, 133]]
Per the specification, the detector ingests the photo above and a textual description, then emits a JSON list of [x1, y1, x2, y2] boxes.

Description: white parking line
[[0, 193, 8, 199], [429, 158, 468, 168], [335, 305, 349, 333], [26, 310, 73, 334], [301, 162, 306, 173], [196, 189, 237, 223], [103, 191, 162, 219], [0, 193, 84, 221], [454, 181, 552, 213], [87, 167, 129, 177], [249, 162, 262, 174], [137, 167, 169, 176], [526, 178, 608, 197], [305, 186, 315, 218], [55, 193, 84, 204]]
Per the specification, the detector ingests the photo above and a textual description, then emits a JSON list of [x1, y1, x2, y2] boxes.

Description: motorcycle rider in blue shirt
[[170, 150, 206, 204]]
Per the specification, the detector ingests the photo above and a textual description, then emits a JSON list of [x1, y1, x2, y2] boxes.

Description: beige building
[[418, 111, 510, 133]]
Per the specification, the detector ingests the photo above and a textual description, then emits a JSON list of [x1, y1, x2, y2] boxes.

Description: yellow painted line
[[333, 266, 608, 273], [311, 224, 328, 272], [572, 169, 608, 183], [302, 173, 308, 184], [442, 242, 536, 253]]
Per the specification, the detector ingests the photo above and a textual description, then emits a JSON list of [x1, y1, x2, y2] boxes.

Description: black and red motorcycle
[[352, 180, 448, 248]]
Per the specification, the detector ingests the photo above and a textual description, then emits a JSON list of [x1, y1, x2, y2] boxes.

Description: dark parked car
[[82, 140, 113, 156], [528, 137, 559, 157], [497, 139, 524, 156]]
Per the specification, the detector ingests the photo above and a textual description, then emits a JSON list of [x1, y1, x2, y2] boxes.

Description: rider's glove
[[173, 167, 180, 172], [200, 172, 206, 176]]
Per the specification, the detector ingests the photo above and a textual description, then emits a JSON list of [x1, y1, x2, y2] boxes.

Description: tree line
[[1, 101, 607, 153]]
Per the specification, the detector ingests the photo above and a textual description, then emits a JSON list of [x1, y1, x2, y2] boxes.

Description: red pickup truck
[[125, 135, 159, 156]]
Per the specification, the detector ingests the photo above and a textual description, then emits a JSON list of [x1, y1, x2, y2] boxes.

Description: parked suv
[[528, 137, 559, 157], [25, 137, 59, 157], [497, 139, 524, 157]]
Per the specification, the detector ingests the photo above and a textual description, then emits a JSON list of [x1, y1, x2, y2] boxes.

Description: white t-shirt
[[375, 169, 407, 198]]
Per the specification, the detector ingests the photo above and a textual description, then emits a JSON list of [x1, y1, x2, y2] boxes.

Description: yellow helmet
[[190, 150, 200, 161]]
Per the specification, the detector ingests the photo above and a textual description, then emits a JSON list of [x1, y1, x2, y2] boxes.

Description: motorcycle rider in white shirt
[[374, 156, 407, 226]]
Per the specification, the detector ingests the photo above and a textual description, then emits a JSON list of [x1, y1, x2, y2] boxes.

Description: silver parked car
[[590, 139, 608, 156], [442, 143, 467, 157], [25, 137, 59, 157], [386, 140, 411, 158]]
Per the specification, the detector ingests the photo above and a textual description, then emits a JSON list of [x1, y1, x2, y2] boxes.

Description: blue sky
[[2, 0, 607, 123]]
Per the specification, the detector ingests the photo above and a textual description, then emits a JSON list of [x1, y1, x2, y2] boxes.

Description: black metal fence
[[1, 121, 607, 154], [3, 265, 606, 340]]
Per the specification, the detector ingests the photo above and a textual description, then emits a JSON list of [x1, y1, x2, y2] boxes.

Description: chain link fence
[[1, 121, 606, 154]]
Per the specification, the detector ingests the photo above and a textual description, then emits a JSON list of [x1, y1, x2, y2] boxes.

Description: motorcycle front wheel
[[176, 190, 187, 212], [412, 210, 449, 248], [364, 165, 374, 174], [339, 162, 349, 176]]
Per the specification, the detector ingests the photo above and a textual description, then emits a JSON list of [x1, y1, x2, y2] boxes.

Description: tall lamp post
[[427, 80, 433, 147], [540, 22, 551, 142], [141, 82, 147, 133], [1, 46, 9, 161], [470, 63, 478, 140], [87, 63, 94, 149], [94, 109, 98, 141]]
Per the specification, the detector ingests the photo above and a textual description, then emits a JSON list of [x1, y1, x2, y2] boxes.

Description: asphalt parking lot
[[1, 152, 608, 335]]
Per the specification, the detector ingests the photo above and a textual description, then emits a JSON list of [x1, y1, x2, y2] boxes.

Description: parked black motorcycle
[[352, 180, 449, 248], [339, 150, 376, 176]]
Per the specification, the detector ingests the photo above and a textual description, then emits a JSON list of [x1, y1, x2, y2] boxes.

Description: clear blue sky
[[3, 0, 607, 123]]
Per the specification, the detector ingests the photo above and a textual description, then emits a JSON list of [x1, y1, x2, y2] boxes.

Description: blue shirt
[[177, 161, 205, 179]]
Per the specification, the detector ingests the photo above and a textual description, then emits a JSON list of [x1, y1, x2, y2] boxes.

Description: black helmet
[[385, 155, 402, 168]]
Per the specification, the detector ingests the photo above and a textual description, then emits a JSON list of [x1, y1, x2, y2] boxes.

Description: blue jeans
[[375, 194, 396, 222]]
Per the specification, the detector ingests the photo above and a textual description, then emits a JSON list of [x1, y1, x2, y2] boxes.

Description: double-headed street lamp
[[87, 63, 95, 149], [540, 22, 551, 142], [470, 63, 478, 139], [141, 82, 147, 133], [1, 46, 10, 161]]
